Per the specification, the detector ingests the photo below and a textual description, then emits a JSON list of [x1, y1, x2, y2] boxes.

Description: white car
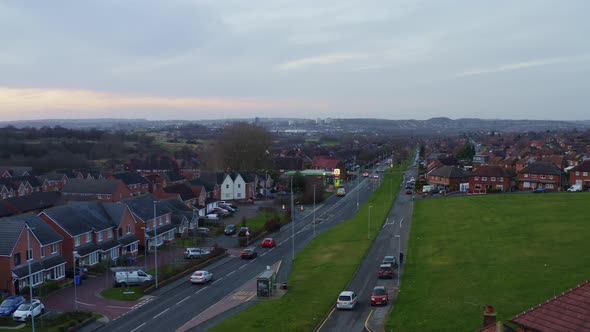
[[184, 247, 210, 259], [189, 270, 213, 284], [336, 291, 358, 310], [13, 299, 44, 321]]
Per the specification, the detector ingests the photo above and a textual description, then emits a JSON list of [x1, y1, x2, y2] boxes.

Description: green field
[[387, 193, 590, 332], [210, 167, 405, 331]]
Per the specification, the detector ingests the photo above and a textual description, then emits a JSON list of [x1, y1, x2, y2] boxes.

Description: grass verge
[[210, 165, 405, 331], [386, 193, 590, 332], [100, 286, 144, 301]]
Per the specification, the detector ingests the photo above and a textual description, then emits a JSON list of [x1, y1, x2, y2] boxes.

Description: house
[[569, 160, 590, 190], [126, 156, 179, 176], [123, 195, 176, 253], [240, 172, 258, 199], [469, 166, 516, 194], [0, 177, 32, 198], [163, 171, 186, 187], [37, 172, 68, 191], [159, 198, 200, 234], [188, 184, 207, 207], [0, 166, 32, 178], [311, 156, 345, 172], [188, 178, 216, 202], [220, 173, 234, 201], [427, 166, 470, 192], [0, 191, 61, 216], [427, 156, 458, 173], [111, 172, 150, 197], [472, 154, 490, 167], [61, 178, 131, 202], [161, 183, 198, 208], [0, 214, 65, 295], [517, 161, 563, 191], [231, 173, 246, 200]]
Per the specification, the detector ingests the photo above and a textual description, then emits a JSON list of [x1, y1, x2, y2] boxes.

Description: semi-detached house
[[123, 195, 175, 253]]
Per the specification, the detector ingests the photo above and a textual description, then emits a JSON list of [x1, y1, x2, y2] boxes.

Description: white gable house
[[232, 173, 246, 200], [220, 174, 234, 201]]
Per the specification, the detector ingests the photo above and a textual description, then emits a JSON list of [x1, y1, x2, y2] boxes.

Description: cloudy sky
[[1, 0, 589, 121]]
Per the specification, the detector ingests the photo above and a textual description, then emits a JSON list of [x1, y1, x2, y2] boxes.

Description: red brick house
[[517, 161, 563, 191], [111, 172, 150, 197], [428, 166, 470, 192], [569, 160, 590, 190], [123, 195, 176, 254], [469, 166, 516, 194], [61, 178, 132, 202], [312, 156, 345, 172]]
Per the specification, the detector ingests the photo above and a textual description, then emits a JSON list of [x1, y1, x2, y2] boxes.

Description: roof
[[0, 218, 25, 256], [2, 213, 64, 246], [75, 242, 101, 257], [118, 234, 139, 246], [160, 198, 193, 213], [571, 160, 590, 172], [146, 223, 176, 237], [471, 166, 516, 178], [62, 178, 125, 195], [511, 280, 590, 332], [42, 202, 115, 236], [100, 202, 128, 227], [99, 238, 121, 251], [165, 171, 186, 183], [38, 172, 68, 181], [188, 178, 214, 192], [41, 255, 67, 269], [312, 156, 342, 170], [12, 175, 42, 187], [3, 191, 61, 214], [519, 161, 562, 175], [12, 261, 43, 278], [123, 194, 172, 222], [163, 184, 197, 201], [0, 201, 15, 218], [112, 172, 149, 186], [429, 165, 470, 178]]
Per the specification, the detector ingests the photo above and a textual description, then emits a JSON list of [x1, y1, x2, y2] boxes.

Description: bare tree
[[212, 122, 271, 171]]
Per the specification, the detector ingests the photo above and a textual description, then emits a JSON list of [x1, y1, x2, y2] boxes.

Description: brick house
[[469, 166, 516, 194], [427, 166, 470, 192], [312, 156, 345, 172], [161, 183, 198, 208], [61, 178, 132, 202], [123, 195, 176, 254], [0, 214, 65, 295], [38, 172, 68, 192], [111, 172, 150, 197], [569, 160, 590, 190], [517, 161, 563, 191]]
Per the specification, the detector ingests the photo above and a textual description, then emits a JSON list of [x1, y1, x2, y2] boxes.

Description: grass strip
[[100, 286, 144, 301]]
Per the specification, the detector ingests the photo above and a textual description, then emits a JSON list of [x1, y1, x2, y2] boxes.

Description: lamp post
[[394, 234, 401, 287], [265, 171, 268, 201], [26, 225, 35, 332], [143, 226, 147, 270], [290, 177, 295, 261], [356, 170, 360, 211], [153, 200, 159, 289], [73, 250, 79, 311], [368, 206, 373, 240], [313, 184, 316, 237]]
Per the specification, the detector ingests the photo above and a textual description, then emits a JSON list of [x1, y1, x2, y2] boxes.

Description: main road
[[98, 164, 388, 332]]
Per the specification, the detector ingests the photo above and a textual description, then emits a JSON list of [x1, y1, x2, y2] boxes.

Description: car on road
[[409, 177, 415, 182], [405, 189, 412, 195], [224, 224, 237, 235], [382, 255, 398, 268], [336, 187, 346, 196], [377, 263, 394, 279], [219, 203, 237, 212], [184, 247, 210, 259], [0, 296, 26, 316], [336, 291, 358, 310], [370, 286, 389, 306], [261, 238, 276, 248], [373, 174, 379, 179], [362, 171, 369, 177], [240, 247, 258, 259], [533, 187, 547, 193], [567, 184, 582, 192], [238, 227, 251, 237], [189, 270, 213, 284], [12, 299, 45, 321]]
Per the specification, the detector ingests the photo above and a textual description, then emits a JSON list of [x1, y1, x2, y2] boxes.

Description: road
[[97, 164, 385, 332], [318, 152, 419, 332]]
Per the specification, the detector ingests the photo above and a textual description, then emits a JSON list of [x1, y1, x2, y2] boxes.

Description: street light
[[153, 200, 159, 289], [394, 234, 401, 287], [25, 224, 35, 332], [356, 170, 360, 211], [73, 250, 79, 311], [368, 206, 373, 240], [313, 184, 316, 237], [290, 177, 295, 261]]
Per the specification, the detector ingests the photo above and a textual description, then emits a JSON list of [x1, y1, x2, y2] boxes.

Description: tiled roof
[[146, 223, 176, 237], [571, 160, 590, 172], [429, 165, 470, 178], [519, 161, 562, 175], [100, 202, 128, 227], [165, 171, 185, 182], [164, 184, 197, 201], [118, 234, 139, 246], [3, 191, 61, 214], [38, 172, 68, 181], [512, 280, 590, 332], [12, 261, 44, 278], [112, 172, 149, 186], [161, 198, 193, 213], [41, 203, 114, 236], [0, 201, 15, 218], [99, 238, 120, 251], [123, 194, 172, 222], [0, 218, 25, 256], [471, 166, 516, 178], [41, 255, 67, 269], [312, 156, 342, 169], [62, 178, 124, 195], [11, 213, 64, 245], [189, 178, 214, 192], [75, 242, 101, 257]]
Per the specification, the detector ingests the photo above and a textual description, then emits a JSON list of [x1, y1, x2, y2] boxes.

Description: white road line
[[176, 296, 190, 305], [130, 322, 146, 332], [212, 277, 223, 284], [400, 217, 404, 228], [261, 252, 267, 256], [227, 270, 236, 276], [106, 305, 133, 309], [153, 308, 169, 319], [194, 288, 206, 295], [238, 264, 246, 269]]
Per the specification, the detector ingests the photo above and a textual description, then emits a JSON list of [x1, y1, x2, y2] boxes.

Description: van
[[114, 270, 152, 287], [422, 185, 434, 193], [567, 184, 582, 192]]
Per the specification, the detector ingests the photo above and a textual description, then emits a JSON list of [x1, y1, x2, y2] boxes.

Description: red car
[[261, 238, 276, 248], [370, 286, 388, 306], [405, 189, 412, 195]]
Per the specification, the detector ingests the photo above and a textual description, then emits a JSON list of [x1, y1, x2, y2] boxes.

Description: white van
[[114, 270, 152, 287], [422, 185, 434, 193], [567, 184, 582, 192]]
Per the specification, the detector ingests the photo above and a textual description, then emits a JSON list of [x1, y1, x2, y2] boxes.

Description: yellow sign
[[334, 168, 341, 177]]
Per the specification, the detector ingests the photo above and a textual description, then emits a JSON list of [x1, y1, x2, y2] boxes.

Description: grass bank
[[100, 286, 144, 301], [387, 193, 590, 332], [210, 165, 406, 331]]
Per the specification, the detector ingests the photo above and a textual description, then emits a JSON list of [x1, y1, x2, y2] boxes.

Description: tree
[[212, 122, 271, 171]]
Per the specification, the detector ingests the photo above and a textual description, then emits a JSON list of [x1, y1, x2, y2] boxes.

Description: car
[[261, 238, 276, 248], [224, 224, 237, 235], [431, 187, 439, 194], [238, 227, 251, 237], [211, 208, 230, 216], [65, 267, 88, 280], [204, 213, 219, 220], [0, 296, 26, 316], [409, 177, 415, 182], [533, 187, 547, 193], [195, 227, 210, 236], [240, 247, 258, 259], [219, 204, 236, 212], [12, 299, 44, 321], [189, 270, 213, 284], [567, 184, 582, 192], [382, 255, 398, 268], [184, 247, 210, 259], [337, 187, 346, 196], [336, 291, 358, 310], [405, 189, 412, 195], [373, 174, 379, 179], [370, 286, 389, 306], [362, 172, 369, 177], [378, 264, 394, 279]]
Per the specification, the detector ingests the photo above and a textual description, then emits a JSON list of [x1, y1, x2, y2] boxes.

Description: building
[[427, 166, 470, 192], [569, 160, 590, 190], [517, 161, 563, 191], [469, 166, 516, 194]]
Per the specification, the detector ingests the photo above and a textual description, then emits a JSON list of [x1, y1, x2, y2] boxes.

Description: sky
[[1, 0, 589, 121]]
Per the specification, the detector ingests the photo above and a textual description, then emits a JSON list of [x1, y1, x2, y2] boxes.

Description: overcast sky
[[1, 0, 589, 121]]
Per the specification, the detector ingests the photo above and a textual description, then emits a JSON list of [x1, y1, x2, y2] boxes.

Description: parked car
[[370, 286, 389, 306], [114, 270, 152, 287], [204, 214, 219, 220], [377, 263, 394, 279], [238, 227, 251, 237], [336, 291, 358, 310], [382, 255, 398, 268], [224, 224, 237, 235], [567, 184, 582, 192], [362, 172, 369, 177], [405, 189, 412, 195], [0, 296, 26, 316], [195, 227, 210, 236], [533, 187, 547, 193], [211, 208, 230, 216], [184, 247, 210, 259], [65, 267, 88, 280], [240, 247, 258, 259], [219, 203, 236, 212], [261, 238, 276, 248], [12, 299, 44, 321], [373, 174, 379, 179], [189, 270, 213, 284]]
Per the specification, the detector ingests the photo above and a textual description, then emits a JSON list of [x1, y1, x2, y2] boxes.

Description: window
[[549, 175, 553, 179], [130, 242, 138, 253], [523, 182, 531, 188], [40, 247, 45, 258], [238, 184, 241, 188], [540, 175, 546, 179], [27, 248, 33, 261], [474, 176, 479, 181], [51, 243, 57, 254], [584, 172, 588, 177], [474, 184, 481, 190], [86, 233, 91, 243], [97, 194, 102, 200], [546, 183, 554, 189], [51, 264, 65, 280], [491, 177, 496, 182], [75, 236, 80, 246], [237, 193, 242, 198], [126, 225, 131, 234], [524, 174, 529, 178], [499, 177, 504, 181], [482, 177, 487, 181], [576, 171, 580, 176], [496, 185, 503, 190], [98, 232, 103, 242], [14, 253, 21, 266], [226, 184, 229, 189], [108, 229, 113, 238], [88, 252, 99, 265]]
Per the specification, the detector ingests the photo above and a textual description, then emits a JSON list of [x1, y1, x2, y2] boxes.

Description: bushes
[[264, 214, 282, 233]]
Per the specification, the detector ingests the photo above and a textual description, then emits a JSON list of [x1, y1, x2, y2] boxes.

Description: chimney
[[483, 305, 497, 327]]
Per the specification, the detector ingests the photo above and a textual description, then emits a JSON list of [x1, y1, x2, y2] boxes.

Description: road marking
[[261, 252, 267, 256], [227, 270, 235, 276], [364, 309, 374, 332], [212, 277, 223, 284], [400, 217, 404, 228], [153, 308, 169, 319], [316, 307, 336, 331], [106, 305, 132, 309], [177, 296, 190, 305], [76, 301, 96, 306], [238, 264, 246, 269], [130, 322, 146, 332], [194, 288, 206, 295]]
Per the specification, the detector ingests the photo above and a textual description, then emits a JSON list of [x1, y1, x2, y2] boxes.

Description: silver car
[[189, 270, 213, 284], [336, 291, 358, 310]]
